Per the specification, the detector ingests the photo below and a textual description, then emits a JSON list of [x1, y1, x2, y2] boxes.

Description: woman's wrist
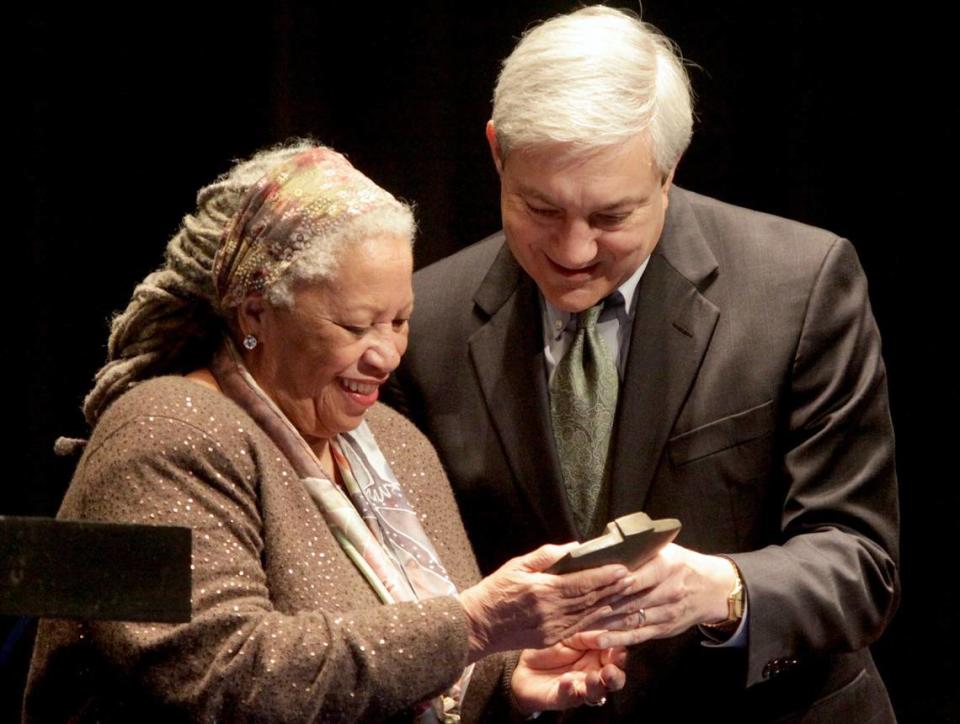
[[457, 588, 493, 663]]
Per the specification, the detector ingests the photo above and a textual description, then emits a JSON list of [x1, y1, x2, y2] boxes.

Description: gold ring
[[638, 608, 646, 625]]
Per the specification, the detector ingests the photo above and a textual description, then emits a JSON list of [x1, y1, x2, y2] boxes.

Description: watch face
[[730, 577, 744, 619], [731, 597, 744, 620]]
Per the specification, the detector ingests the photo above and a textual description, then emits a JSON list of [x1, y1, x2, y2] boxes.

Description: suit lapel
[[609, 189, 721, 518], [468, 243, 578, 541]]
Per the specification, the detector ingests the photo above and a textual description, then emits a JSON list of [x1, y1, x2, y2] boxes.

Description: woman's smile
[[338, 376, 381, 406]]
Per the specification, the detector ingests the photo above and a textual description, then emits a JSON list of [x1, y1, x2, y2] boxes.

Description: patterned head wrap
[[213, 146, 404, 309]]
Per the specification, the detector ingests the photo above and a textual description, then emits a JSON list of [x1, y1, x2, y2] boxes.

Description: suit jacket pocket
[[668, 400, 776, 466]]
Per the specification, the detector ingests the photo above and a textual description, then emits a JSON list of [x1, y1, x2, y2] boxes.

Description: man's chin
[[542, 285, 608, 314]]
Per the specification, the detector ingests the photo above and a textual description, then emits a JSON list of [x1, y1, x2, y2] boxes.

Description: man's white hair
[[492, 5, 693, 174]]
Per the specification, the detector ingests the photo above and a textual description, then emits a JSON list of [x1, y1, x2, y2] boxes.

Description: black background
[[9, 2, 958, 720]]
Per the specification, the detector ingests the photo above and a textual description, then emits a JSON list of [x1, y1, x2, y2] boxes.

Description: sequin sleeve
[[28, 379, 483, 723]]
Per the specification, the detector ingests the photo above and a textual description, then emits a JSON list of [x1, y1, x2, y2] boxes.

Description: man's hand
[[574, 544, 740, 648]]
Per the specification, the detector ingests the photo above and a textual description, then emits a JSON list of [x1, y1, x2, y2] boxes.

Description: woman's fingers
[[552, 566, 633, 611], [519, 543, 632, 600], [581, 667, 608, 702], [562, 657, 626, 709], [555, 604, 613, 640], [565, 627, 639, 650], [511, 643, 629, 712], [517, 542, 590, 572], [600, 660, 626, 692]]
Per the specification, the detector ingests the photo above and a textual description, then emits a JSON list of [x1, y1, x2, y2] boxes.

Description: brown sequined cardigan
[[24, 377, 508, 723]]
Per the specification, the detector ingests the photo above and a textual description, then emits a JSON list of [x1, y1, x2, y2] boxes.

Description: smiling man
[[494, 132, 672, 315], [386, 6, 899, 722]]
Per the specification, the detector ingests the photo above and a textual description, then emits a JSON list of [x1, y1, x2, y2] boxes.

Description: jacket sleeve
[[69, 411, 477, 722], [730, 238, 900, 686]]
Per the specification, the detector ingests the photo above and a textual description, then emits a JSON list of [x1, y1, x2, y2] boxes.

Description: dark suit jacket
[[386, 187, 899, 722]]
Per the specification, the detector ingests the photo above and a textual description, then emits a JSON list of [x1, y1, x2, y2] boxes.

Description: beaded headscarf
[[213, 146, 404, 309]]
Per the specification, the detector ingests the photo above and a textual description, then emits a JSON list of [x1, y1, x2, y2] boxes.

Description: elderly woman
[[24, 143, 634, 722]]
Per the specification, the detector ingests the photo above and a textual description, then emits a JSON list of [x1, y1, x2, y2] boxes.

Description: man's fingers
[[617, 550, 673, 593]]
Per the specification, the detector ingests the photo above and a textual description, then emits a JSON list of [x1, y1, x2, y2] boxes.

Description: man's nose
[[552, 217, 598, 268]]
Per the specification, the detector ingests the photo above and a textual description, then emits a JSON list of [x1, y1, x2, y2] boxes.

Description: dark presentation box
[[1, 517, 190, 623]]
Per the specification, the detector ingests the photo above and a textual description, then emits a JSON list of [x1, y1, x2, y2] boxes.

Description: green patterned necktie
[[549, 302, 619, 537]]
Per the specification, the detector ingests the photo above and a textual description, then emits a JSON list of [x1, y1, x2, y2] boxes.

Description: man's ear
[[660, 164, 677, 212], [663, 163, 677, 192], [663, 166, 677, 191], [485, 120, 504, 175]]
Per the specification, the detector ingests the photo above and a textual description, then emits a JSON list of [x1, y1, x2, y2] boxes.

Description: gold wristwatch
[[703, 561, 745, 629], [725, 572, 745, 621]]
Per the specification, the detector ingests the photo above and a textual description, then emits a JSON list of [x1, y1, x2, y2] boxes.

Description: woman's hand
[[510, 633, 627, 713], [458, 543, 631, 662]]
